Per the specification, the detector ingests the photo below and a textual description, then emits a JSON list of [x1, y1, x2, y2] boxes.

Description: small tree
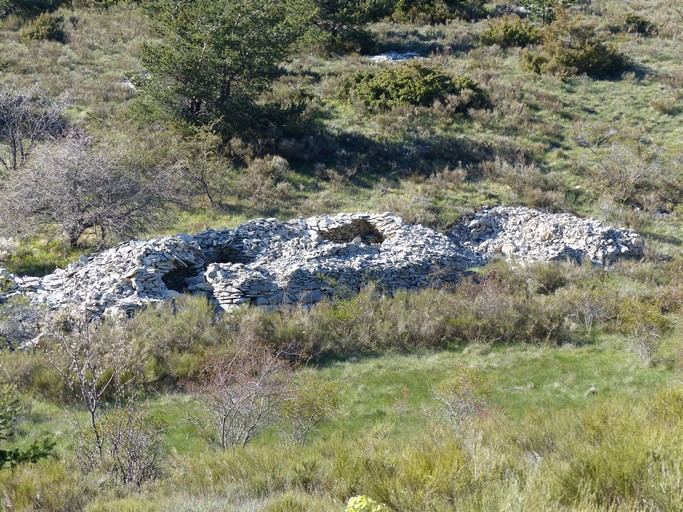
[[78, 400, 165, 487], [46, 316, 134, 461], [139, 0, 308, 138], [0, 85, 68, 172], [0, 134, 175, 247], [280, 376, 338, 446], [189, 347, 292, 449]]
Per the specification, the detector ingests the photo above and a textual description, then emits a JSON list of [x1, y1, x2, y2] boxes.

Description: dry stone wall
[[0, 208, 644, 318]]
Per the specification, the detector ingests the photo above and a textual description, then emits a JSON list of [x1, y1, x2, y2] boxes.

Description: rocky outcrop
[[0, 208, 644, 318]]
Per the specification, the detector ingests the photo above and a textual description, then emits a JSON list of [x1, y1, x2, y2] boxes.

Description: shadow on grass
[[277, 127, 493, 185]]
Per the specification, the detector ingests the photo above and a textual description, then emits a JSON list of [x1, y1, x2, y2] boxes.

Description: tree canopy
[[139, 0, 308, 138]]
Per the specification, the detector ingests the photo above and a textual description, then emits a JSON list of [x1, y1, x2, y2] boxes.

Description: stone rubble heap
[[0, 208, 644, 317], [448, 206, 644, 265]]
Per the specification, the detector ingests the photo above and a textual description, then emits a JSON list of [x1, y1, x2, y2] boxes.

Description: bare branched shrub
[[583, 142, 660, 207], [432, 367, 490, 429], [45, 316, 135, 461], [280, 376, 338, 447], [45, 316, 163, 485], [557, 287, 613, 333], [0, 134, 176, 247], [627, 325, 661, 366], [0, 85, 69, 172], [188, 346, 292, 449], [90, 400, 165, 487]]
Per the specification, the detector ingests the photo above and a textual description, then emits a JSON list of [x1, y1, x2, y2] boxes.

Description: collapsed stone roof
[[449, 206, 644, 266], [0, 208, 644, 318]]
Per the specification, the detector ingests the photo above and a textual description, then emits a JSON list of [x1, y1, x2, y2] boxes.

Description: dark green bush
[[520, 0, 559, 24], [0, 0, 64, 18], [522, 13, 629, 78], [481, 16, 542, 48], [19, 12, 66, 43], [303, 0, 376, 55], [393, 0, 485, 23], [623, 13, 657, 37], [344, 62, 487, 112]]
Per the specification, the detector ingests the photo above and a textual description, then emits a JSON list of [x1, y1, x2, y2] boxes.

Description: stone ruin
[[0, 207, 644, 319], [449, 206, 645, 266]]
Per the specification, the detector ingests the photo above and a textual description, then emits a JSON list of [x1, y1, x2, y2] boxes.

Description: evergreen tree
[[139, 0, 307, 138]]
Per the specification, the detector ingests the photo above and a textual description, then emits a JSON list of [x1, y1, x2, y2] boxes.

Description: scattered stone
[[369, 51, 421, 63], [0, 208, 644, 317], [448, 206, 644, 266]]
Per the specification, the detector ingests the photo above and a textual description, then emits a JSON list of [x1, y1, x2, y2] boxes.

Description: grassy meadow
[[0, 0, 682, 510]]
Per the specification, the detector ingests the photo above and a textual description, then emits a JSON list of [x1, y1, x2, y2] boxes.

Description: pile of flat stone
[[448, 206, 644, 265], [0, 208, 645, 318]]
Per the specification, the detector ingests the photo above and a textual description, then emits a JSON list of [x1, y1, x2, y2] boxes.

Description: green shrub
[[0, 0, 65, 18], [520, 0, 559, 24], [481, 16, 542, 48], [623, 13, 657, 37], [19, 12, 66, 43], [393, 0, 485, 22], [120, 295, 224, 388], [523, 13, 629, 79], [303, 0, 376, 55], [344, 62, 487, 112]]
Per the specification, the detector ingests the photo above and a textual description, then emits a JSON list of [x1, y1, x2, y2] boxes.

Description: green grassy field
[[1, 0, 682, 509]]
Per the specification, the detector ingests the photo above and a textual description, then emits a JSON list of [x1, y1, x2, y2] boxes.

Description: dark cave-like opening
[[161, 266, 198, 293], [318, 219, 385, 244], [207, 244, 254, 265]]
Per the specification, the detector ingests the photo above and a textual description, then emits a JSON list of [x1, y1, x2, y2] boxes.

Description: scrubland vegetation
[[0, 0, 682, 509]]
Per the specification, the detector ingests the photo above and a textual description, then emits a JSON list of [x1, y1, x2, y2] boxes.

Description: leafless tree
[[45, 316, 134, 462], [46, 316, 162, 485], [98, 400, 165, 487], [0, 134, 177, 247], [0, 85, 69, 172], [188, 346, 292, 449]]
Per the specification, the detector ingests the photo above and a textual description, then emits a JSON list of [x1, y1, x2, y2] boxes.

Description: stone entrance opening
[[162, 266, 197, 293], [206, 243, 254, 265], [319, 219, 385, 244]]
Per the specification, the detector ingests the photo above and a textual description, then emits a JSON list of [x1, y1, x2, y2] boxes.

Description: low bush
[[481, 16, 542, 48], [0, 0, 65, 18], [523, 13, 629, 79], [19, 12, 67, 43], [623, 13, 657, 37], [344, 62, 487, 112], [432, 367, 491, 428], [393, 0, 485, 23]]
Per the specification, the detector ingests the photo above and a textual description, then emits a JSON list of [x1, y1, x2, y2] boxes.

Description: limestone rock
[[0, 209, 644, 317]]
